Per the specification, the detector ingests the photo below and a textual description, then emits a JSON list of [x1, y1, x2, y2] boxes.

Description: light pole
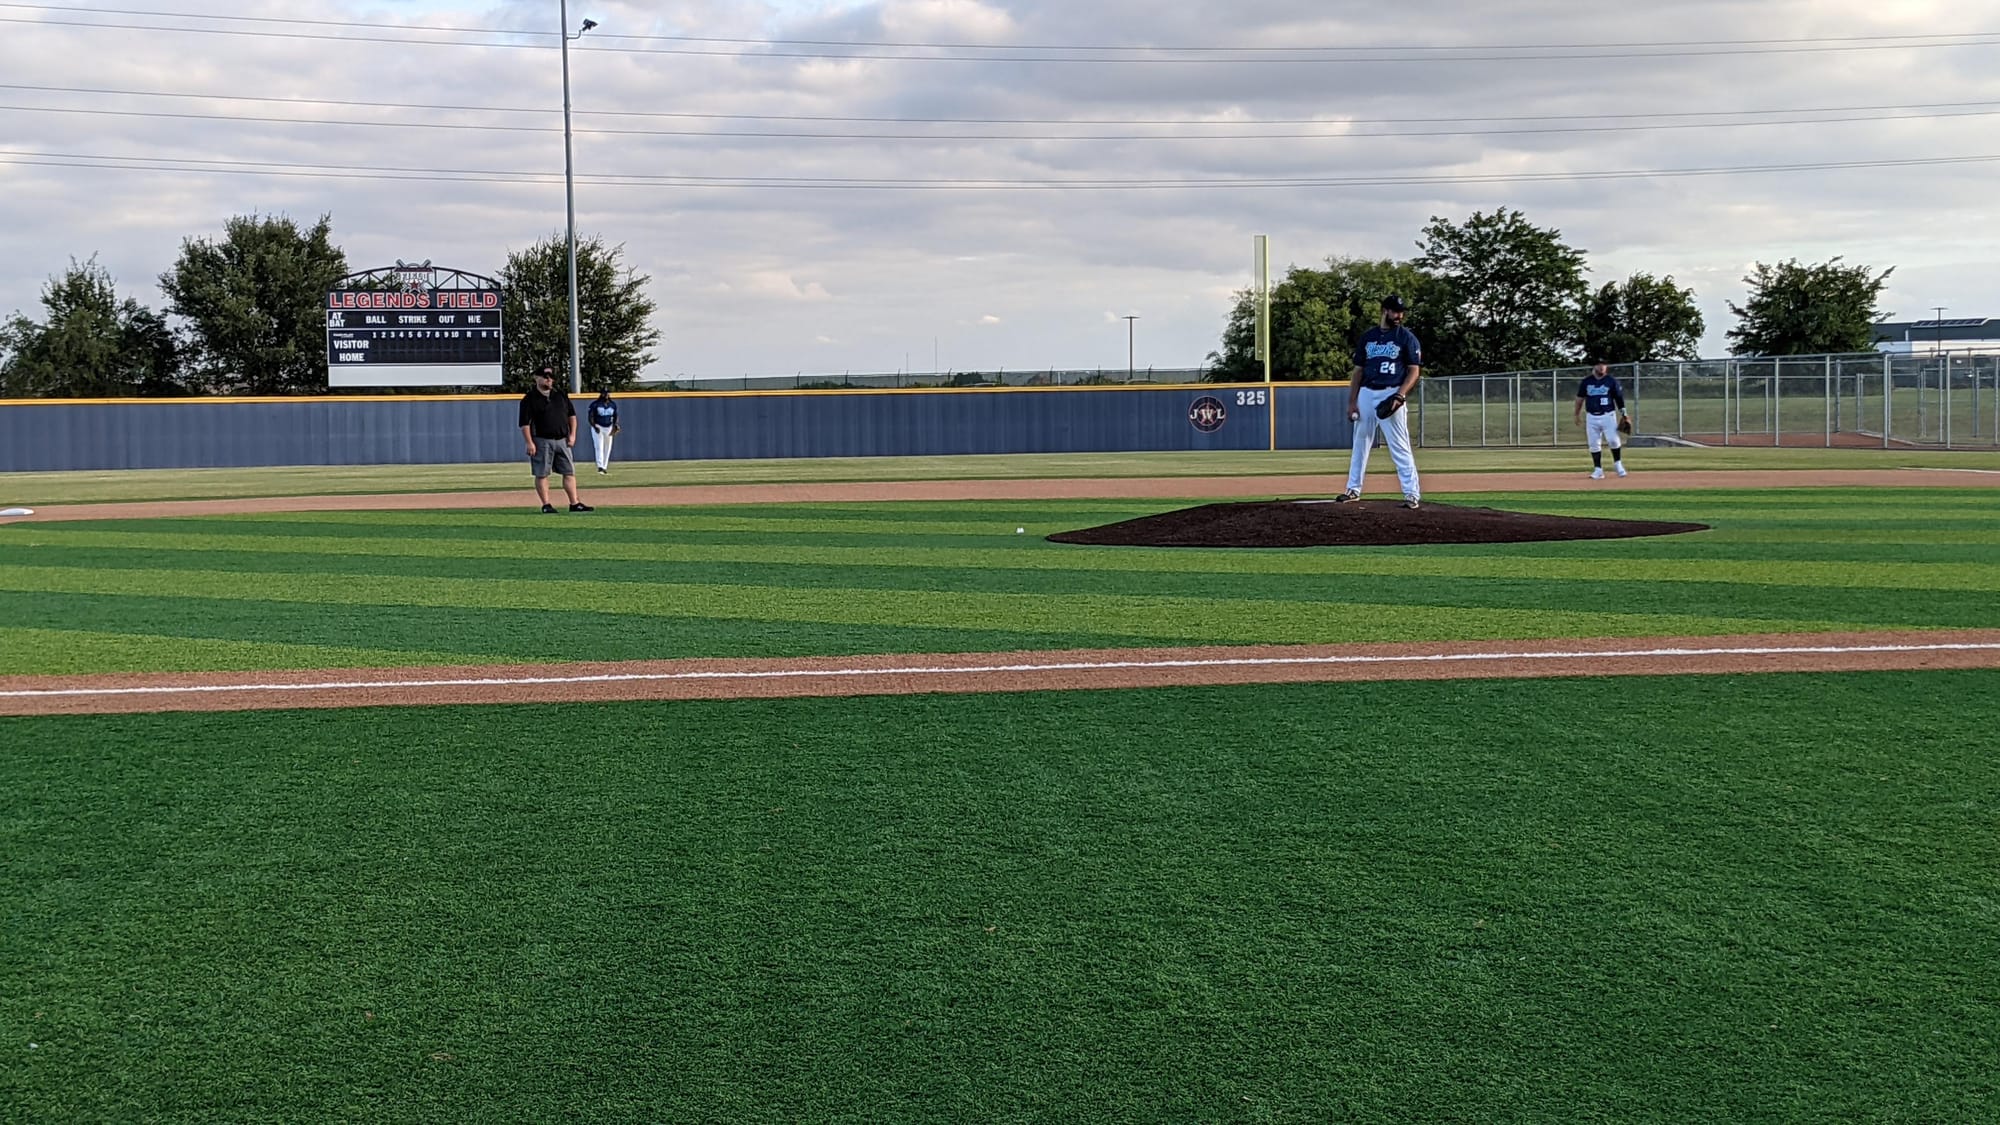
[[559, 3, 596, 393], [1933, 306, 1947, 356], [1122, 315, 1139, 380]]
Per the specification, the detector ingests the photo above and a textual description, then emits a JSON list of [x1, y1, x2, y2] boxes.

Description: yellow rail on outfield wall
[[0, 380, 1298, 407]]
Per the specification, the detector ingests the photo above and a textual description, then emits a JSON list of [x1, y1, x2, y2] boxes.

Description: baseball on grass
[[1015, 527, 1025, 534]]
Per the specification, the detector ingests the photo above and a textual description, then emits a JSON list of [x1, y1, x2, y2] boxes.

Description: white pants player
[[591, 424, 615, 472], [1584, 412, 1623, 455], [1347, 385, 1421, 501]]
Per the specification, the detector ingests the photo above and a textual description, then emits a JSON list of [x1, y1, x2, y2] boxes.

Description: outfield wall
[[0, 383, 1357, 472]]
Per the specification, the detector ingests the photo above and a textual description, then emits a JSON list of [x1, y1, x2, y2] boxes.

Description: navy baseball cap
[[1381, 294, 1408, 312]]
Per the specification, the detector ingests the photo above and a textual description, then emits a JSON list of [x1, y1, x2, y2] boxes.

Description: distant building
[[1873, 317, 2000, 354]]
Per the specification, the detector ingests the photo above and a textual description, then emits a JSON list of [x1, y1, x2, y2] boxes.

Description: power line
[[9, 81, 2000, 131], [6, 4, 1999, 56], [9, 99, 2000, 142], [4, 10, 1999, 62], [5, 146, 1997, 190]]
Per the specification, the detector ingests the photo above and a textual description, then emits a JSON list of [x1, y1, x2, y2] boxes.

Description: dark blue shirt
[[589, 400, 618, 428], [1354, 326, 1422, 389], [1576, 373, 1625, 415]]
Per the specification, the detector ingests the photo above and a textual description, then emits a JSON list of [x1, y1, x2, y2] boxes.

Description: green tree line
[[1207, 207, 1894, 380], [2, 206, 1897, 396], [1, 213, 660, 397]]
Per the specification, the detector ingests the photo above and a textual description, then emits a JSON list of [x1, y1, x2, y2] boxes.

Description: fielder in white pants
[[591, 424, 615, 472], [1573, 362, 1629, 479]]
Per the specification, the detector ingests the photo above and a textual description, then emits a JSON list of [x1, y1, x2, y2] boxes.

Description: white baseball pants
[[1347, 385, 1421, 501], [592, 425, 615, 470], [1584, 413, 1623, 453]]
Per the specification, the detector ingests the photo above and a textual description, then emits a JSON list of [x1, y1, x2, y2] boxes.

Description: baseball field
[[3, 447, 1998, 1121]]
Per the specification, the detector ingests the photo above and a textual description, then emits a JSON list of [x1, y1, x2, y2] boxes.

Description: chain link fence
[[1415, 352, 2000, 448]]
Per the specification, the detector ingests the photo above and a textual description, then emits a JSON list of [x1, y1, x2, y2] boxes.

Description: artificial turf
[[2, 489, 1998, 675], [2, 673, 1996, 1121]]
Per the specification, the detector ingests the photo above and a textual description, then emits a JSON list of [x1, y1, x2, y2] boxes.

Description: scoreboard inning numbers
[[325, 264, 505, 387]]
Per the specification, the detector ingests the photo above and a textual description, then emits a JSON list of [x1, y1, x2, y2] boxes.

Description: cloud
[[3, 1, 1998, 379], [727, 271, 835, 301]]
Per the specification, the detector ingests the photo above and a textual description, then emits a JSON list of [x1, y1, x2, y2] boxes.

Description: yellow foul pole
[[1255, 235, 1274, 451]]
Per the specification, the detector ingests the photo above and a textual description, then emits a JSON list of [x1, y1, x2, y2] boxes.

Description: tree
[[158, 213, 350, 395], [1415, 208, 1589, 374], [1206, 257, 1437, 381], [498, 235, 660, 392], [0, 256, 181, 397], [1726, 257, 1892, 356], [1580, 272, 1704, 363]]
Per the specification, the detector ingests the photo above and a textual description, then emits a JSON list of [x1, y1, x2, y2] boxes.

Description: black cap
[[1381, 294, 1408, 312], [535, 366, 554, 378]]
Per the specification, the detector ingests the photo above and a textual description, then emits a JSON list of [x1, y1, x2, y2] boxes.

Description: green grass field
[[5, 445, 2000, 504], [2, 489, 1998, 675], [3, 473, 1999, 1121], [4, 676, 1997, 1121]]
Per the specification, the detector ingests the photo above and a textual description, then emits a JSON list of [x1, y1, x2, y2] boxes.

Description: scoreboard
[[325, 285, 504, 387]]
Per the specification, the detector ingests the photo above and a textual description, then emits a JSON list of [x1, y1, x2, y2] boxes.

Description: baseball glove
[[1617, 414, 1633, 435], [1375, 392, 1407, 420]]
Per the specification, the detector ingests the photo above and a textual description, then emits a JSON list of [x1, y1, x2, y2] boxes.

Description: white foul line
[[5, 641, 2000, 701]]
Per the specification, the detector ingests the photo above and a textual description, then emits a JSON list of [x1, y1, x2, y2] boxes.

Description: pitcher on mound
[[1334, 294, 1424, 510]]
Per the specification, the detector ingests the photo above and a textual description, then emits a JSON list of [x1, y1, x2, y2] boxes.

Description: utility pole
[[1122, 315, 1139, 380], [559, 2, 596, 393]]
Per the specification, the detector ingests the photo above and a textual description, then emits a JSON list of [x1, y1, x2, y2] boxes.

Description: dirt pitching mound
[[1047, 500, 1710, 548]]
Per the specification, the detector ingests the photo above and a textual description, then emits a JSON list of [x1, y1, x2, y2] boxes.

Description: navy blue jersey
[[1354, 326, 1422, 389], [1576, 373, 1625, 414], [589, 400, 618, 428]]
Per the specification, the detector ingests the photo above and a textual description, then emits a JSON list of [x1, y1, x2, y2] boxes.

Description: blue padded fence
[[0, 383, 1358, 472]]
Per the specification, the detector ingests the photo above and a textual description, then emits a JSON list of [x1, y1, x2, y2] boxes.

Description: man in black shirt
[[518, 365, 593, 512]]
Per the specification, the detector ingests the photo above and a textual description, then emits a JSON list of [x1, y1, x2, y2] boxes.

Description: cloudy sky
[[3, 1, 1997, 381]]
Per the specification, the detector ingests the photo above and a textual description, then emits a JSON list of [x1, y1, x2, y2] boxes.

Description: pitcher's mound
[[1048, 500, 1709, 548]]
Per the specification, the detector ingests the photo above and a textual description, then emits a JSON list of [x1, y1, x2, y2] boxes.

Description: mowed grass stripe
[[2, 672, 1994, 1120], [7, 548, 1996, 633], [0, 628, 484, 674], [0, 565, 1842, 649], [0, 596, 1167, 674], [6, 561, 1979, 678], [14, 525, 2000, 592], [57, 488, 2000, 536]]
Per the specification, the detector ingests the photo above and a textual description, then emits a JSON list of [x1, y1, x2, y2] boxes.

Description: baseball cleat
[[1402, 498, 1420, 510], [570, 502, 595, 512], [1332, 490, 1361, 503], [1615, 463, 1628, 477], [540, 503, 559, 513], [1590, 467, 1605, 479]]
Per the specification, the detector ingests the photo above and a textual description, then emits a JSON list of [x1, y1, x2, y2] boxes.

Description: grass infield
[[2, 674, 1997, 1121], [4, 445, 2000, 504], [2, 489, 1998, 675]]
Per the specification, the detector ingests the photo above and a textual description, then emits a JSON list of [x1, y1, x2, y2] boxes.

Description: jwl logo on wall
[[1188, 395, 1227, 433]]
